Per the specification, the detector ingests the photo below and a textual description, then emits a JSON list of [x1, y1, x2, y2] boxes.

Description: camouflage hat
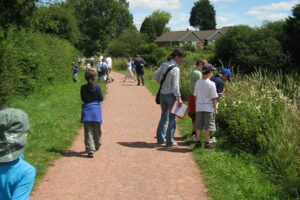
[[0, 108, 29, 163]]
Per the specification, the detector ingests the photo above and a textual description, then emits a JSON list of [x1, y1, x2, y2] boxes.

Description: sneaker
[[209, 137, 217, 143], [204, 143, 214, 150], [193, 141, 202, 149], [87, 151, 94, 158], [165, 142, 178, 147]]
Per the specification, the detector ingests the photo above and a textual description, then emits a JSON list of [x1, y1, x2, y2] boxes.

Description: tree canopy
[[0, 0, 37, 28], [67, 0, 134, 55], [189, 0, 216, 30], [284, 3, 300, 68], [140, 10, 171, 42]]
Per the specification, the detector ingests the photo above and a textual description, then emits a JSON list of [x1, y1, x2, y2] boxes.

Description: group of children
[[188, 58, 231, 149], [72, 53, 114, 84]]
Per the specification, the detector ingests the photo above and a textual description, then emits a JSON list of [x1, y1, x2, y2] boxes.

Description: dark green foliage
[[31, 3, 81, 44], [0, 27, 80, 105], [107, 28, 146, 57], [140, 10, 171, 42], [140, 17, 156, 42], [136, 43, 167, 66], [68, 0, 134, 55], [0, 0, 37, 28], [181, 43, 196, 52], [189, 0, 216, 30], [284, 3, 300, 69], [150, 10, 171, 37], [214, 25, 291, 73]]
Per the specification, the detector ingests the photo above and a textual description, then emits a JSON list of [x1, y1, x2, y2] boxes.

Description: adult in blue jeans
[[154, 48, 186, 147]]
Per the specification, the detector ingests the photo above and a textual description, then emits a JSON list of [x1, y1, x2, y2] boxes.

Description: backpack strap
[[160, 65, 175, 86]]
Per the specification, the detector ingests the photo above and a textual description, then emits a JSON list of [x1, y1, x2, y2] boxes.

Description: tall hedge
[[0, 27, 81, 104]]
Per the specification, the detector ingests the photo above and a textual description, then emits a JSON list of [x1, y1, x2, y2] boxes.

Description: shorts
[[195, 112, 216, 131], [188, 95, 196, 122]]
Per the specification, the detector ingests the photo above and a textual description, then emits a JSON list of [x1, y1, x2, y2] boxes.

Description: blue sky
[[128, 0, 300, 30]]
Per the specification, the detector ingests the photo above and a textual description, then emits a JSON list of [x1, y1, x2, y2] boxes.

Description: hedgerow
[[0, 27, 81, 104]]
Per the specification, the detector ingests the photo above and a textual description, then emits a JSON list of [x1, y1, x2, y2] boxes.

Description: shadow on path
[[118, 141, 192, 153], [118, 141, 157, 148], [47, 148, 87, 158]]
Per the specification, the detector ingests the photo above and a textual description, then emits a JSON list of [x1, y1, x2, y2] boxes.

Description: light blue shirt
[[0, 155, 36, 200]]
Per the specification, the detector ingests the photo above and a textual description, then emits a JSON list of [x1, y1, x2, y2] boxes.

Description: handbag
[[156, 66, 175, 104]]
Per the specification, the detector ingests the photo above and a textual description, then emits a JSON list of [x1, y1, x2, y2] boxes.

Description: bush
[[0, 27, 81, 104], [214, 25, 291, 73], [217, 71, 300, 198], [136, 43, 167, 66], [181, 43, 196, 52]]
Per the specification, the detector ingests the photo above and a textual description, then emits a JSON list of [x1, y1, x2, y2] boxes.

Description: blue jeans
[[156, 93, 177, 146]]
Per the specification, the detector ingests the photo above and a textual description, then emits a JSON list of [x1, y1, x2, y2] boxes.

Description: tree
[[284, 3, 300, 68], [214, 25, 291, 73], [140, 17, 156, 42], [67, 0, 134, 55], [0, 0, 37, 28], [189, 0, 216, 30], [107, 28, 146, 57], [140, 10, 171, 42], [151, 10, 171, 37], [31, 2, 81, 44]]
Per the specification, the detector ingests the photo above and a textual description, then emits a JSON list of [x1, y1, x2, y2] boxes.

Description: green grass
[[143, 70, 283, 200], [5, 72, 106, 184]]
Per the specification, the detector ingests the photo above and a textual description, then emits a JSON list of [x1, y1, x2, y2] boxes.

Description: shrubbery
[[216, 71, 300, 198], [136, 43, 167, 66], [0, 27, 81, 104], [214, 25, 292, 73]]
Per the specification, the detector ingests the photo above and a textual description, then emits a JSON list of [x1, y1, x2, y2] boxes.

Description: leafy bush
[[136, 43, 167, 66], [181, 43, 196, 52], [214, 25, 291, 73], [217, 71, 300, 198], [113, 58, 127, 71], [0, 27, 81, 105]]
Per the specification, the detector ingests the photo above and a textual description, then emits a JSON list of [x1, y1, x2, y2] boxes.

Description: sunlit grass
[[6, 72, 106, 184]]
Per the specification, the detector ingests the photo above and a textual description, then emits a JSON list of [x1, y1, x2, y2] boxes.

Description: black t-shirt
[[210, 75, 224, 94], [134, 57, 145, 73]]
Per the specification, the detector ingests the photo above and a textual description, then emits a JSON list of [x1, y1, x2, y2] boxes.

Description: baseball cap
[[202, 63, 216, 73], [0, 108, 30, 163], [220, 68, 232, 81]]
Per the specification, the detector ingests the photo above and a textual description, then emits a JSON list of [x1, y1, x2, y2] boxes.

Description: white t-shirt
[[127, 62, 132, 70], [106, 57, 112, 68], [194, 79, 218, 112]]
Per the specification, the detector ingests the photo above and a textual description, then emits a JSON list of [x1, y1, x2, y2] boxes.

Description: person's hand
[[214, 109, 218, 115], [177, 97, 183, 107]]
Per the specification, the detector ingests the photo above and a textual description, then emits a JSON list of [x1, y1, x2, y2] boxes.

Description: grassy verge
[[5, 72, 106, 184], [143, 70, 282, 200]]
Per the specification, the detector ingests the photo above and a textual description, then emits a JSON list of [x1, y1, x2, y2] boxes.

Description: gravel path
[[31, 72, 210, 200]]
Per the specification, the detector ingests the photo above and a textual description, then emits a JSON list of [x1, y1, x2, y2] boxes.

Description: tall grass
[[5, 72, 106, 183]]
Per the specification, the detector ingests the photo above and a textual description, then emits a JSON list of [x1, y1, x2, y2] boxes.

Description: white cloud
[[246, 1, 300, 21], [128, 0, 181, 10], [217, 16, 229, 23]]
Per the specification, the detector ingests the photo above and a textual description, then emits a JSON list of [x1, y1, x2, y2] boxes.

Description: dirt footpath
[[31, 72, 210, 200]]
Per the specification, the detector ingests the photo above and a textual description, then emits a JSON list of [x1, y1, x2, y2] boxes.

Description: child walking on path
[[80, 70, 104, 158], [124, 57, 135, 82], [194, 64, 218, 149]]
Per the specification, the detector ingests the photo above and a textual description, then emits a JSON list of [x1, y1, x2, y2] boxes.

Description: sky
[[127, 0, 300, 31]]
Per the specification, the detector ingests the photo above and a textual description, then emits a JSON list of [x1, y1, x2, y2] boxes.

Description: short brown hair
[[195, 58, 207, 66]]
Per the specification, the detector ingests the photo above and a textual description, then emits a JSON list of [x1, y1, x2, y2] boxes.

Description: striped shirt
[[153, 59, 181, 97]]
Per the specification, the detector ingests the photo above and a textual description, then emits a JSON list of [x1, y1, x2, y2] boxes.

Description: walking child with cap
[[0, 108, 36, 200]]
